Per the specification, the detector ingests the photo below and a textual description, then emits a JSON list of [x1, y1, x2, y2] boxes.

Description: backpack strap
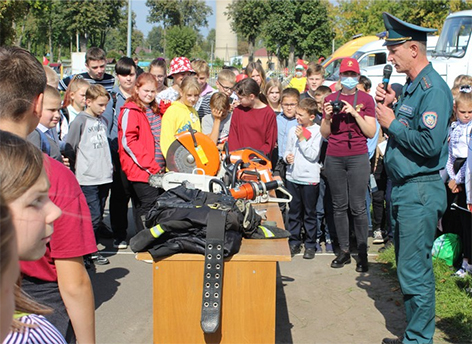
[[37, 129, 51, 155], [200, 209, 227, 334], [110, 91, 118, 112], [58, 107, 70, 139]]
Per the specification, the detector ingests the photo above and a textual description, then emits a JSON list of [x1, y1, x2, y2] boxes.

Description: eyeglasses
[[281, 103, 297, 107], [460, 85, 471, 93], [218, 82, 234, 92]]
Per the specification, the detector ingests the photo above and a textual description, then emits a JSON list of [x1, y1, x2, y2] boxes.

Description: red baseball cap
[[236, 74, 248, 83], [339, 58, 360, 74]]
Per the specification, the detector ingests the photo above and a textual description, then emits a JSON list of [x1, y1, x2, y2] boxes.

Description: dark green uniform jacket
[[384, 63, 453, 183]]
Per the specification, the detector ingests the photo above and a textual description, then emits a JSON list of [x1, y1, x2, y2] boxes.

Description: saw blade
[[166, 140, 197, 173]]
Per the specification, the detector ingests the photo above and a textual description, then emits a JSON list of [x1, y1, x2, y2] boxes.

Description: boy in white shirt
[[284, 98, 323, 259]]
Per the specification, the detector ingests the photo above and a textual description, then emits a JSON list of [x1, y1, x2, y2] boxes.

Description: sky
[[132, 0, 217, 38]]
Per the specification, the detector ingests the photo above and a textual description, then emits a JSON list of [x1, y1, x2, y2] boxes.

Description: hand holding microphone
[[375, 64, 396, 129], [375, 64, 394, 105]]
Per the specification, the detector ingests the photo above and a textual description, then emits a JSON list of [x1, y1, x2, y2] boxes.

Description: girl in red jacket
[[118, 73, 164, 232]]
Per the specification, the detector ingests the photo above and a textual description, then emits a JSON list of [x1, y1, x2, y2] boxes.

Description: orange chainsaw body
[[224, 148, 274, 183]]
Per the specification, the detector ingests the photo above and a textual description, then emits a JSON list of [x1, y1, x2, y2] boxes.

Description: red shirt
[[228, 105, 277, 157], [323, 90, 375, 157], [21, 156, 97, 282]]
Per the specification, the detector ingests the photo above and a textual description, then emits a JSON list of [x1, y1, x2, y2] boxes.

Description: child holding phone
[[284, 98, 323, 259]]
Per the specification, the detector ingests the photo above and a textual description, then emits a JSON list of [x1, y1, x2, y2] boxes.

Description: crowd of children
[[1, 43, 472, 343]]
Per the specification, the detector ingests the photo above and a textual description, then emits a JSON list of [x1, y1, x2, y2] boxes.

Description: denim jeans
[[81, 183, 111, 234], [325, 154, 370, 253], [286, 180, 319, 249]]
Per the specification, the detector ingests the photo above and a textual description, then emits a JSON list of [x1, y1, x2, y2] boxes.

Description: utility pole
[[127, 0, 132, 57]]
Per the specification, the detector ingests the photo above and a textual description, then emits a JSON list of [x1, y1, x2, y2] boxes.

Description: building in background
[[215, 0, 238, 64]]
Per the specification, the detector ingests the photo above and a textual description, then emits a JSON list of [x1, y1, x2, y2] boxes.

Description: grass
[[377, 246, 472, 343]]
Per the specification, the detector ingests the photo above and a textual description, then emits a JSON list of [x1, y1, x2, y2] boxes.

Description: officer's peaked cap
[[382, 12, 437, 46]]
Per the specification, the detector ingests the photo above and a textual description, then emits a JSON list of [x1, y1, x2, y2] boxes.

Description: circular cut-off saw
[[166, 130, 221, 176]]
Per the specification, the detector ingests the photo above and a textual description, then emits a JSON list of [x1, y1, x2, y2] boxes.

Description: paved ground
[[89, 209, 447, 344]]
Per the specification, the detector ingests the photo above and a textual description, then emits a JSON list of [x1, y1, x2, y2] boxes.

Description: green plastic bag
[[432, 233, 462, 266]]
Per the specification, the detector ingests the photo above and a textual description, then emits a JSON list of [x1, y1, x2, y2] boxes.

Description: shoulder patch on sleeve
[[422, 111, 438, 129]]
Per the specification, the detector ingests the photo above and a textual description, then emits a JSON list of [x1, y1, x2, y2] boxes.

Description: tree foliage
[[146, 0, 212, 31], [165, 25, 197, 58], [263, 0, 333, 68], [331, 0, 472, 48], [61, 0, 124, 49], [105, 9, 144, 55], [226, 0, 269, 61], [190, 29, 215, 61], [147, 26, 165, 54], [0, 0, 37, 45]]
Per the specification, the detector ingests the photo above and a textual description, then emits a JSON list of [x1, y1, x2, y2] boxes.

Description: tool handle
[[264, 180, 280, 191]]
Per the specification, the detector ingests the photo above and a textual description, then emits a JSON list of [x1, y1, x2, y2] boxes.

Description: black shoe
[[91, 251, 109, 265], [84, 255, 92, 269], [356, 253, 369, 272], [381, 337, 403, 344], [289, 245, 301, 257], [303, 248, 316, 259], [378, 240, 393, 253], [331, 251, 351, 268]]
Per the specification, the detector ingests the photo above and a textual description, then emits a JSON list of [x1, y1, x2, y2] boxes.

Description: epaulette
[[421, 75, 432, 90]]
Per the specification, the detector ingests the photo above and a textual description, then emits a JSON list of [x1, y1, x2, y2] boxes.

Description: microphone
[[383, 64, 393, 91], [380, 64, 393, 104]]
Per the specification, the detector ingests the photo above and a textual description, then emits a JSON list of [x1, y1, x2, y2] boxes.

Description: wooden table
[[136, 202, 290, 344]]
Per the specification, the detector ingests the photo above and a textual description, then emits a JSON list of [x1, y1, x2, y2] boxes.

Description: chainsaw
[[150, 129, 292, 203]]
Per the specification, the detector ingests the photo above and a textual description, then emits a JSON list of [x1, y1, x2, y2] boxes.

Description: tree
[[146, 0, 212, 31], [61, 0, 124, 50], [29, 0, 70, 63], [226, 0, 269, 62], [196, 28, 215, 60], [331, 0, 472, 48], [263, 0, 333, 68], [147, 26, 164, 53], [331, 0, 396, 46], [105, 8, 144, 55], [0, 0, 36, 46], [165, 25, 197, 58], [396, 0, 472, 30]]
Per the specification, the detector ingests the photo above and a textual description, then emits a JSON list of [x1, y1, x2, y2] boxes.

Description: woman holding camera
[[321, 58, 376, 272]]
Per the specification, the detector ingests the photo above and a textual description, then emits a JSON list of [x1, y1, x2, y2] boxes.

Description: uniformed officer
[[375, 13, 453, 344]]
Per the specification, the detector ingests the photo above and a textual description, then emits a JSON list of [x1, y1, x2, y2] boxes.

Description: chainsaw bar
[[166, 140, 197, 173]]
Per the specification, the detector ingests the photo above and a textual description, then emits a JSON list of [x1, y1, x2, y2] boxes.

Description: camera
[[330, 100, 344, 115]]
